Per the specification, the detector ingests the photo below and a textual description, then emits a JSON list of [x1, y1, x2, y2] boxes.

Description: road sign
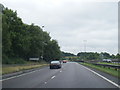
[[29, 58, 39, 61]]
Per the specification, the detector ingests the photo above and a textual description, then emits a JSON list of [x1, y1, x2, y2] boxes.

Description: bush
[[2, 57, 27, 64]]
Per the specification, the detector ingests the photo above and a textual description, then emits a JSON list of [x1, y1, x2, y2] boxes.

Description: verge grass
[[97, 62, 120, 65], [80, 63, 120, 78], [2, 63, 48, 75]]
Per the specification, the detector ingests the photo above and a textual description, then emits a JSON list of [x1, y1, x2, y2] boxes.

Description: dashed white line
[[82, 65, 120, 88], [44, 82, 47, 84], [51, 76, 56, 79], [60, 71, 62, 72]]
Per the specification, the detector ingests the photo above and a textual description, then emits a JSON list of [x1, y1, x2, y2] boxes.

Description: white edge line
[[1, 70, 39, 82], [82, 65, 120, 88]]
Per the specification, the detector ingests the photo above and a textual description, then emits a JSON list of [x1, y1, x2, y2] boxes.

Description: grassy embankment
[[80, 62, 120, 78], [2, 61, 49, 75], [97, 62, 120, 65]]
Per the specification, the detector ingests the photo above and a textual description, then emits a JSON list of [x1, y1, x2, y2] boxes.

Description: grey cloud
[[1, 0, 118, 55]]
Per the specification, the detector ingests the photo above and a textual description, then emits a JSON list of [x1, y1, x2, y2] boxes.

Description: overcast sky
[[1, 0, 118, 55]]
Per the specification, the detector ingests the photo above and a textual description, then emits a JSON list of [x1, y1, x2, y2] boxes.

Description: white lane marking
[[51, 76, 56, 79], [82, 65, 120, 88], [60, 71, 62, 72], [44, 82, 47, 84], [1, 70, 39, 82]]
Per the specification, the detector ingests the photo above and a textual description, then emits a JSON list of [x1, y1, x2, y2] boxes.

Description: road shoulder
[[79, 63, 119, 85]]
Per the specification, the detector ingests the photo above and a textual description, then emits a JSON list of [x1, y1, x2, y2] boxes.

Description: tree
[[77, 52, 100, 60], [116, 53, 120, 59], [111, 54, 115, 59], [101, 52, 111, 59], [43, 40, 61, 62], [2, 7, 61, 64], [61, 52, 76, 57]]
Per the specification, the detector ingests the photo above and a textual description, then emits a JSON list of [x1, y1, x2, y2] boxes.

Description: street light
[[100, 53, 104, 62], [41, 26, 48, 61], [83, 40, 87, 52], [83, 40, 87, 53], [42, 26, 44, 29], [83, 40, 87, 60], [41, 25, 44, 61]]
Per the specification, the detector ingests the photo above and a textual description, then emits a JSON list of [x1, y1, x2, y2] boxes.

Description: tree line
[[77, 52, 120, 61], [61, 52, 119, 61], [2, 7, 61, 64], [61, 51, 76, 56]]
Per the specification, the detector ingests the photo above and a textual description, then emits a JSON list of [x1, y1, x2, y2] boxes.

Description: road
[[2, 62, 119, 88]]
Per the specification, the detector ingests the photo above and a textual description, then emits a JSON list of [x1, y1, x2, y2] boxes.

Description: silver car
[[49, 61, 62, 69]]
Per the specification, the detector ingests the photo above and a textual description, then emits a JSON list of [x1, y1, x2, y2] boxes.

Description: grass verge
[[97, 62, 120, 65], [80, 63, 120, 78], [2, 63, 48, 75]]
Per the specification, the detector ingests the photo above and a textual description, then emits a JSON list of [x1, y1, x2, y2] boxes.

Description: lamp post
[[41, 26, 44, 61], [83, 40, 87, 52], [100, 53, 104, 62], [83, 40, 87, 60]]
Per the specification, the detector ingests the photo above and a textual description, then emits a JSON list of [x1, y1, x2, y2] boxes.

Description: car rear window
[[51, 61, 60, 64]]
